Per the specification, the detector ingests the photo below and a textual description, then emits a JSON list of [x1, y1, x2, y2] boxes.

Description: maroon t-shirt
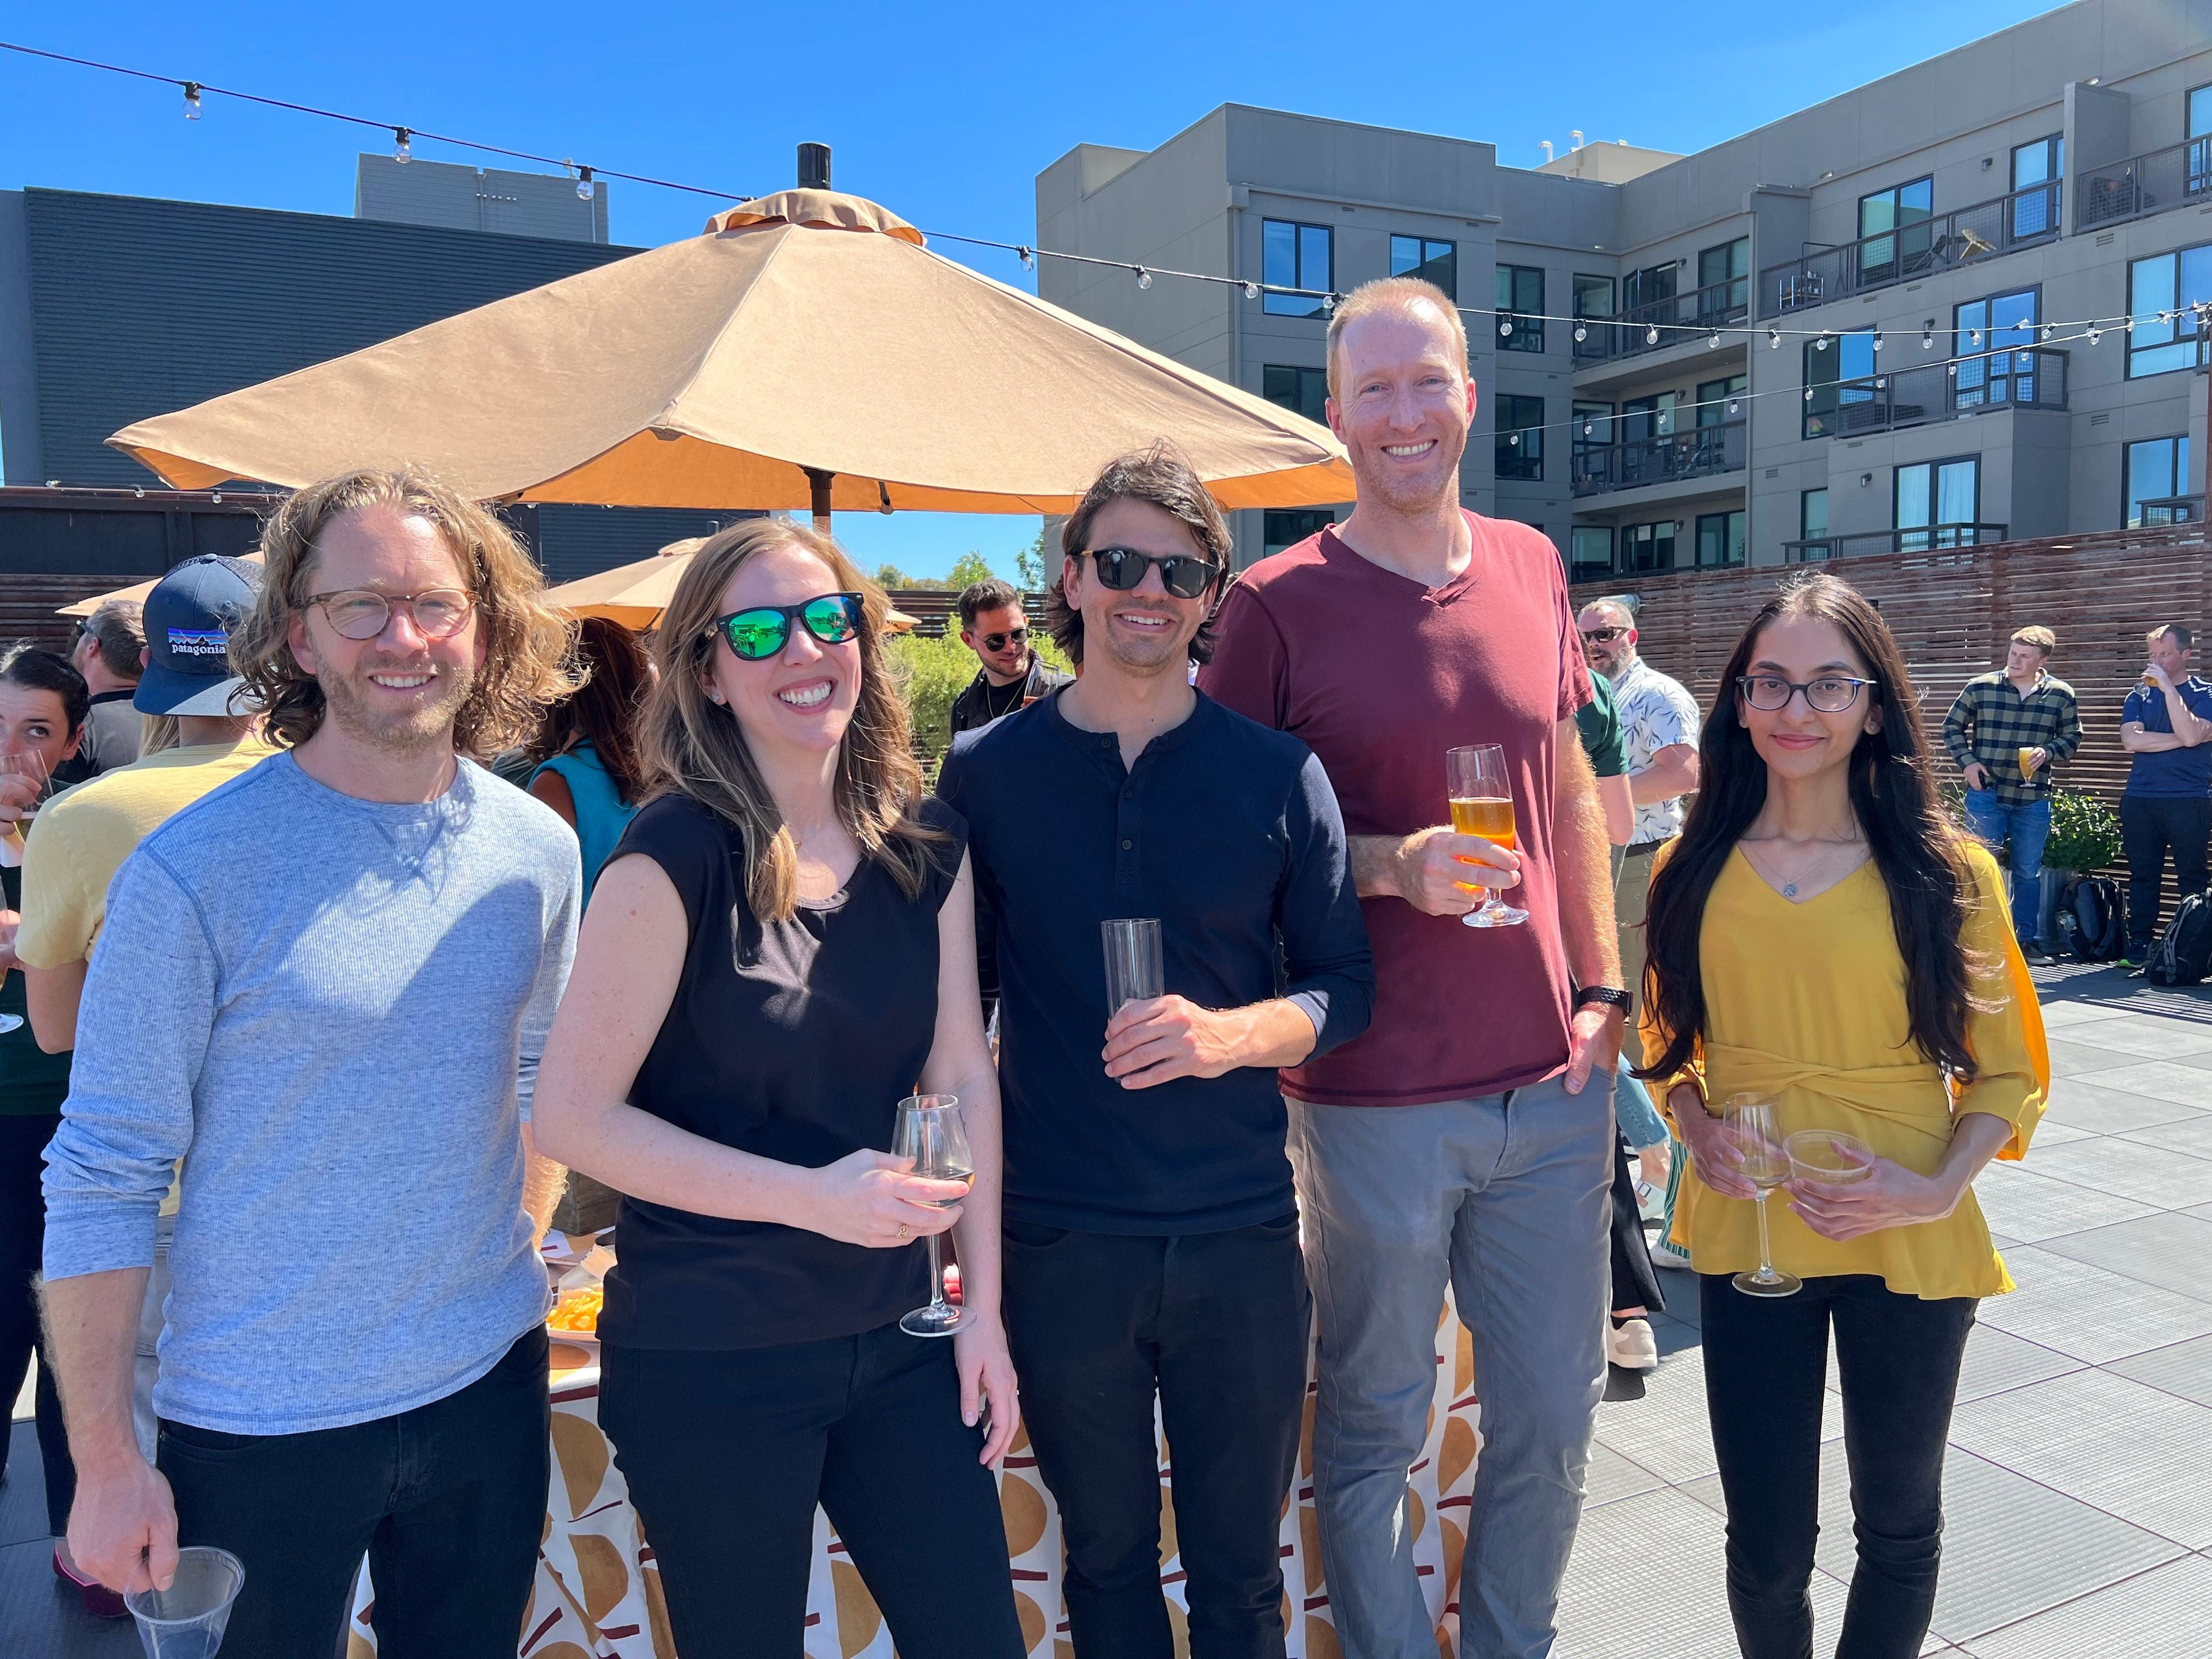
[[1199, 514, 1592, 1107]]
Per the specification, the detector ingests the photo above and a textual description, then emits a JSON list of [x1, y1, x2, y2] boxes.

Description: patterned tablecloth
[[350, 1295, 1482, 1658]]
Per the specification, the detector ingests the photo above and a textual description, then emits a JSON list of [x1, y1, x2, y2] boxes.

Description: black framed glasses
[[1580, 626, 1630, 643], [308, 588, 475, 642], [707, 593, 863, 661], [1736, 673, 1872, 713], [981, 627, 1029, 652], [1078, 546, 1222, 601]]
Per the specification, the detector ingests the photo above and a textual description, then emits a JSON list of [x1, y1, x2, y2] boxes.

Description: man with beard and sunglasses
[[41, 470, 582, 1659], [1201, 279, 1621, 1659], [950, 577, 1070, 736], [936, 444, 1373, 1657]]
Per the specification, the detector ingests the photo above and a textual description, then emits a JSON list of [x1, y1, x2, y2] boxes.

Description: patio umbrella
[[57, 552, 266, 618], [107, 188, 1353, 523], [543, 536, 920, 632]]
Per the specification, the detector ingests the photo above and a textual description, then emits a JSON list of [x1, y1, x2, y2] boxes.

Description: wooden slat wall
[[0, 574, 144, 656]]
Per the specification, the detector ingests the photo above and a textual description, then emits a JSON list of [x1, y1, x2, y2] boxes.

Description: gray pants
[[1289, 1073, 1613, 1659]]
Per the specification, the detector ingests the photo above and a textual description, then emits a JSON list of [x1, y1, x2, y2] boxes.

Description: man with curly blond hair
[[41, 470, 584, 1658]]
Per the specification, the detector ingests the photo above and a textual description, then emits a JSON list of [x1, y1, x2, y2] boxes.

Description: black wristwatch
[[1575, 986, 1631, 1015]]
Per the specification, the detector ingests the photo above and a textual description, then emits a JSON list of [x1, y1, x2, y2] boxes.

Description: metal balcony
[[1759, 181, 2062, 317], [1570, 418, 1745, 497], [1783, 523, 2009, 562], [2139, 494, 2205, 527], [2077, 139, 2212, 230], [1801, 346, 2068, 440], [1571, 276, 1749, 365]]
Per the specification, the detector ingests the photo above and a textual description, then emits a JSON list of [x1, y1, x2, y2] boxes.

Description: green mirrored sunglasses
[[706, 593, 865, 661]]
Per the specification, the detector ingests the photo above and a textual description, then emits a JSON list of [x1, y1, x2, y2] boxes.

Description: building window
[[1895, 457, 1979, 550], [1263, 508, 1335, 557], [1695, 374, 1747, 426], [1262, 365, 1330, 426], [1622, 392, 1677, 445], [1623, 263, 1676, 312], [1858, 176, 1934, 285], [1263, 220, 1333, 317], [2010, 135, 2063, 239], [1954, 289, 2040, 406], [1570, 527, 1613, 583], [1573, 273, 1614, 317], [1803, 328, 1877, 438], [2128, 243, 2212, 377], [1801, 487, 1830, 555], [2124, 436, 2190, 528], [2192, 84, 2212, 139], [1573, 400, 1614, 449], [1495, 265, 1545, 351], [1696, 237, 1750, 314], [1391, 235, 1457, 298], [1695, 510, 1747, 567], [1495, 394, 1544, 481], [1622, 521, 1676, 571]]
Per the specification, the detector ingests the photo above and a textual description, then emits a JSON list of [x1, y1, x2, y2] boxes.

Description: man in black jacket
[[949, 578, 1069, 734]]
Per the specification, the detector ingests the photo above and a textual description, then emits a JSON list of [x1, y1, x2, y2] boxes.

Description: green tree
[[1016, 522, 1051, 591], [873, 562, 930, 591], [945, 551, 997, 590]]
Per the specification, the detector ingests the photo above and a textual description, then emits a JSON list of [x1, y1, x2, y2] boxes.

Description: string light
[[576, 165, 594, 202], [1922, 327, 1935, 349], [1768, 327, 1781, 349], [1018, 247, 1033, 270], [1242, 280, 1258, 298], [1872, 332, 1883, 351], [1645, 324, 1659, 344], [2088, 327, 2102, 344], [1815, 334, 1830, 351], [1135, 267, 1152, 289], [181, 79, 200, 119], [393, 126, 411, 164], [1574, 322, 1588, 342], [1708, 329, 1721, 349], [1500, 319, 1513, 337]]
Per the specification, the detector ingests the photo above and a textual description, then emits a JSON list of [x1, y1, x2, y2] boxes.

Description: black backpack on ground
[[2056, 876, 2128, 963], [2146, 892, 2212, 986]]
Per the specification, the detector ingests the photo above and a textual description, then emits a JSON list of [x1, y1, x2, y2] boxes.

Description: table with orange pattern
[[349, 1294, 1482, 1658]]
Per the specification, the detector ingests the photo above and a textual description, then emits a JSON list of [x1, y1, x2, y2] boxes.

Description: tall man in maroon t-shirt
[[1201, 277, 1624, 1659]]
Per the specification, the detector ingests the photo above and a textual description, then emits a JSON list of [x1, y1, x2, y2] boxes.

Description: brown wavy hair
[[640, 518, 946, 923], [525, 614, 652, 805], [1635, 573, 1997, 1087], [229, 469, 579, 757], [1046, 441, 1233, 669]]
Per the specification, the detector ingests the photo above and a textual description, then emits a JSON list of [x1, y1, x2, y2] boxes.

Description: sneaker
[[1648, 1237, 1696, 1272], [53, 1546, 127, 1619], [2122, 949, 2149, 970], [2022, 942, 2055, 966], [1634, 1179, 1668, 1225], [1607, 1316, 1659, 1370]]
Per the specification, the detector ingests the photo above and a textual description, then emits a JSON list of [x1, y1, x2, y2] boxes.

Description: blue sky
[[2, 0, 2055, 578]]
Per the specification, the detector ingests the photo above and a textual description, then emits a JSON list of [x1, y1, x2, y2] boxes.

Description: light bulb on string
[[1321, 293, 1337, 316], [1727, 398, 1740, 415], [1804, 387, 1813, 402], [1767, 327, 1781, 349], [1946, 362, 1957, 377], [393, 127, 412, 164], [1708, 329, 1721, 349], [576, 166, 594, 201], [2041, 323, 2053, 341], [1018, 247, 1034, 271], [1242, 281, 1258, 299], [182, 81, 202, 120], [1815, 333, 1830, 351], [2089, 327, 2103, 345], [1574, 322, 1587, 342], [1136, 267, 1152, 289], [1645, 324, 1659, 344], [1874, 376, 1886, 390], [2126, 316, 2136, 334], [1872, 333, 1883, 352], [1922, 328, 1935, 350], [1500, 319, 1513, 337], [1969, 328, 1980, 346]]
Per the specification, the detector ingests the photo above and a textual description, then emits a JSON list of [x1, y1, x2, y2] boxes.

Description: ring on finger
[[896, 1223, 911, 1240]]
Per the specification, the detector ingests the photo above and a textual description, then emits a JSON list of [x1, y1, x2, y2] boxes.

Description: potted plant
[[2040, 789, 2124, 944]]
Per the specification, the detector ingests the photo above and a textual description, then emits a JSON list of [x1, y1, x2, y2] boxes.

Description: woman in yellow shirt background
[[1637, 573, 2047, 1659]]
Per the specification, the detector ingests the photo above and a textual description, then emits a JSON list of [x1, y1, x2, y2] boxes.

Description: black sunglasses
[[980, 627, 1029, 652], [706, 593, 864, 661], [1078, 546, 1222, 601], [1580, 626, 1630, 643]]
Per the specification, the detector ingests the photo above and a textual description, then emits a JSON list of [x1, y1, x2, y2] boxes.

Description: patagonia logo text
[[167, 628, 229, 659]]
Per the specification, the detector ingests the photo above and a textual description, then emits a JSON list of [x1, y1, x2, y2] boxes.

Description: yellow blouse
[[1641, 840, 2048, 1300]]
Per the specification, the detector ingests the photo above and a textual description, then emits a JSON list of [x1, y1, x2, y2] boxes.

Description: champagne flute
[[1445, 744, 1527, 929], [894, 1094, 974, 1338], [2017, 745, 2036, 782], [1721, 1093, 1800, 1297]]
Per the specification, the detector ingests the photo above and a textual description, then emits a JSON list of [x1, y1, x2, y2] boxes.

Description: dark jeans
[[0, 1111, 73, 1537], [2122, 795, 2212, 947], [158, 1324, 550, 1659], [1002, 1213, 1309, 1659], [1702, 1274, 1976, 1659], [599, 1321, 1023, 1659], [1608, 1130, 1664, 1317]]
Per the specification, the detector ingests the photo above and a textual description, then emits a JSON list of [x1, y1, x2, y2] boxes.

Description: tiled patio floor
[[6, 964, 2210, 1657]]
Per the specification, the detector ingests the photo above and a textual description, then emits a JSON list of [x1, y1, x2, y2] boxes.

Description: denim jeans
[[1962, 790, 2050, 944]]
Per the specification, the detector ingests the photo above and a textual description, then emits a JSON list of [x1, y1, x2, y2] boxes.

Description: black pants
[[1702, 1274, 1976, 1659], [157, 1324, 550, 1659], [2122, 794, 2212, 947], [1002, 1213, 1310, 1659], [1608, 1130, 1664, 1317], [599, 1321, 1024, 1659], [0, 1111, 73, 1537]]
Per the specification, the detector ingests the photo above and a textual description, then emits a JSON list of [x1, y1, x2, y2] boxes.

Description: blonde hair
[[2009, 625, 2055, 656], [138, 713, 180, 757], [1325, 276, 1468, 399], [640, 518, 946, 923], [230, 469, 579, 757]]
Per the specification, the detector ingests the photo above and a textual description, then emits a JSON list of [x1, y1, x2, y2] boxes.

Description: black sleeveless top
[[599, 792, 965, 1350]]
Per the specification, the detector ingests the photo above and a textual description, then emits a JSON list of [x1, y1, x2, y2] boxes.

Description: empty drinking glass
[[1101, 918, 1163, 1013], [1785, 1128, 1874, 1187], [124, 1546, 244, 1658], [1721, 1093, 1801, 1298], [894, 1094, 974, 1338]]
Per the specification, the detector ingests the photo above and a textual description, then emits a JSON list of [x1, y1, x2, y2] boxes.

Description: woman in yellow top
[[1638, 573, 2047, 1659]]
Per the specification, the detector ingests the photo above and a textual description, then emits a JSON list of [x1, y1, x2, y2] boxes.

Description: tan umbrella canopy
[[58, 552, 266, 618], [544, 537, 918, 632], [107, 188, 1354, 520]]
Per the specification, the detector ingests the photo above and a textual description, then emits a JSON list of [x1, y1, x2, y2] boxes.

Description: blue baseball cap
[[135, 555, 263, 717]]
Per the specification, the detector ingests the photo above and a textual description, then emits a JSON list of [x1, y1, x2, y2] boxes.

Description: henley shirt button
[[1120, 838, 1133, 850]]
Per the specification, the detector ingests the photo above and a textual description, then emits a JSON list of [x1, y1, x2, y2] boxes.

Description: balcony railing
[[1802, 346, 2069, 440], [2078, 139, 2212, 230], [1760, 181, 2062, 316], [2139, 494, 2205, 527], [1783, 523, 2009, 562], [1571, 418, 1745, 497], [1572, 276, 1750, 365]]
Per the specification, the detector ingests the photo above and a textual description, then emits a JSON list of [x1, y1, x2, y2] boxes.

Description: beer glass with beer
[[1445, 744, 1528, 929], [2017, 745, 2036, 782]]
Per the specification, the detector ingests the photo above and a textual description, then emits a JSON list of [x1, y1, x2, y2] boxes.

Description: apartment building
[[1034, 0, 2212, 579]]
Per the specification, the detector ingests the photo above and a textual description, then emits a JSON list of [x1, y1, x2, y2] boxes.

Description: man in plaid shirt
[[1943, 624, 2082, 960]]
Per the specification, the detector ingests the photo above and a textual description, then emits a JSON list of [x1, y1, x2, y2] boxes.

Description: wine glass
[[894, 1094, 974, 1338], [1445, 745, 1527, 929], [1785, 1128, 1874, 1188], [1721, 1093, 1800, 1297]]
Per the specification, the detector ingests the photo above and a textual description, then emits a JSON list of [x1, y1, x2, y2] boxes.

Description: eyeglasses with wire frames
[[307, 588, 476, 642], [979, 626, 1029, 653], [1076, 546, 1222, 601], [1736, 673, 1873, 713], [706, 593, 864, 662]]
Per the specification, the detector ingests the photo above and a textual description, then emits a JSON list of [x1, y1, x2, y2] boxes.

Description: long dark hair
[[1635, 573, 1991, 1085], [527, 615, 652, 805]]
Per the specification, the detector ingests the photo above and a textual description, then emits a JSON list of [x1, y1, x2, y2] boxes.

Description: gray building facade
[[1036, 0, 2212, 579]]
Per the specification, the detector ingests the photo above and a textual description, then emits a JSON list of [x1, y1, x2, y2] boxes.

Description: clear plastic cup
[[124, 1546, 244, 1658], [1101, 919, 1162, 1014], [1785, 1129, 1874, 1185]]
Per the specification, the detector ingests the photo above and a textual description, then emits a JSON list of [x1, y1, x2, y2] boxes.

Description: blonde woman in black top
[[535, 521, 1022, 1659]]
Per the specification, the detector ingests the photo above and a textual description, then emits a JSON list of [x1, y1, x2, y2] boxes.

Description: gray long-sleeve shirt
[[42, 752, 579, 1434]]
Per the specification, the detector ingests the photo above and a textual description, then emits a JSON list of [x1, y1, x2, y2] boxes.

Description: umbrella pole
[[804, 467, 834, 531]]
